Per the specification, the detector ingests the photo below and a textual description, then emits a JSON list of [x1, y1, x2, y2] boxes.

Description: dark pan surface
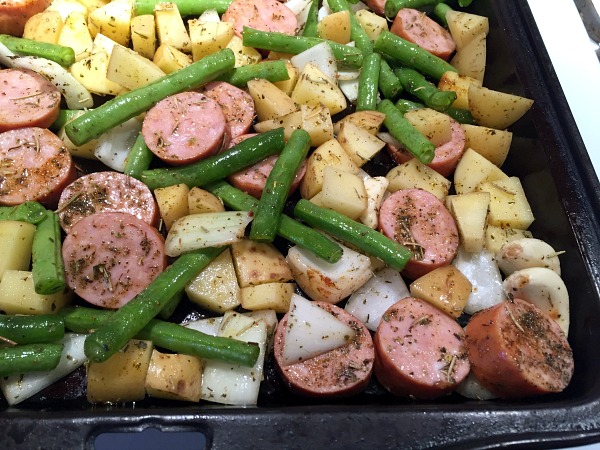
[[2, 1, 600, 448]]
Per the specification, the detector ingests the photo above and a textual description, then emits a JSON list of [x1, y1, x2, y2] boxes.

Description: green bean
[[0, 343, 63, 377], [242, 28, 364, 68], [249, 129, 311, 242], [61, 306, 260, 367], [217, 60, 290, 87], [327, 0, 373, 54], [395, 67, 457, 111], [395, 98, 425, 113], [84, 247, 225, 363], [377, 99, 435, 163], [49, 109, 81, 132], [134, 0, 232, 15], [124, 133, 154, 180], [293, 200, 412, 271], [379, 59, 403, 101], [0, 202, 47, 224], [0, 34, 75, 67], [140, 128, 285, 190], [433, 3, 452, 27], [31, 210, 66, 295], [0, 314, 64, 345], [301, 0, 319, 37], [65, 48, 235, 146], [158, 290, 184, 320], [356, 52, 381, 111], [446, 107, 476, 125], [204, 180, 343, 263], [374, 31, 457, 80], [384, 0, 442, 19]]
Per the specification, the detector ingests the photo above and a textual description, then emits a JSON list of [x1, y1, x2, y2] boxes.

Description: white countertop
[[527, 0, 600, 179]]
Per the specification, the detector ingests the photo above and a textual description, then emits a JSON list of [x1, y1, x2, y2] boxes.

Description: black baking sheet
[[2, 0, 600, 449]]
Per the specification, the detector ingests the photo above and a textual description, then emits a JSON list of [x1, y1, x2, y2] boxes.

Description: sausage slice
[[142, 92, 228, 166], [0, 68, 61, 132], [0, 127, 75, 208], [222, 0, 298, 38], [57, 171, 159, 234], [465, 298, 574, 399], [199, 81, 255, 140], [378, 188, 459, 280], [273, 302, 374, 398], [374, 297, 470, 399], [62, 212, 167, 309], [390, 8, 456, 60]]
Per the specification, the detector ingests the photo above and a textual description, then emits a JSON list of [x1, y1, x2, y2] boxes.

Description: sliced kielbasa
[[378, 188, 459, 280], [222, 0, 298, 38], [273, 302, 374, 398], [0, 0, 51, 36], [386, 117, 466, 177], [390, 8, 456, 60], [465, 298, 574, 399], [0, 68, 61, 132], [62, 211, 167, 309], [199, 81, 255, 140], [374, 296, 470, 399], [57, 171, 159, 234], [0, 127, 75, 208], [142, 91, 228, 166]]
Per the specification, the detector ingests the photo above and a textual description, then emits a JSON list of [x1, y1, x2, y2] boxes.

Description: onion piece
[[0, 333, 87, 406], [291, 41, 338, 83], [165, 211, 253, 257], [0, 42, 93, 109], [93, 117, 141, 171], [281, 293, 356, 365], [200, 311, 267, 405], [453, 246, 506, 315], [345, 266, 410, 332]]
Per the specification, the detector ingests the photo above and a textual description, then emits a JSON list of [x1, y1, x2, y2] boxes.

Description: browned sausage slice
[[374, 296, 470, 399], [199, 81, 255, 139], [0, 68, 61, 132], [378, 188, 459, 280], [390, 8, 456, 60], [142, 91, 227, 166], [0, 0, 51, 36], [273, 302, 374, 397], [0, 127, 75, 208], [222, 0, 298, 38], [465, 298, 574, 399], [62, 211, 167, 309], [57, 171, 159, 234], [386, 117, 466, 177]]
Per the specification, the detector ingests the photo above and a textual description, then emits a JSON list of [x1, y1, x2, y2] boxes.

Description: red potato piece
[[374, 296, 470, 399], [62, 211, 167, 309], [378, 188, 459, 280], [199, 81, 255, 140], [222, 0, 298, 38], [142, 91, 228, 166], [57, 171, 159, 234], [465, 298, 574, 399], [0, 127, 75, 208], [390, 8, 456, 60], [0, 68, 61, 132], [0, 0, 51, 36], [273, 302, 374, 397], [386, 117, 466, 177]]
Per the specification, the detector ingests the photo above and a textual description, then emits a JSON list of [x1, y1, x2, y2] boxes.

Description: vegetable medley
[[0, 0, 574, 407]]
